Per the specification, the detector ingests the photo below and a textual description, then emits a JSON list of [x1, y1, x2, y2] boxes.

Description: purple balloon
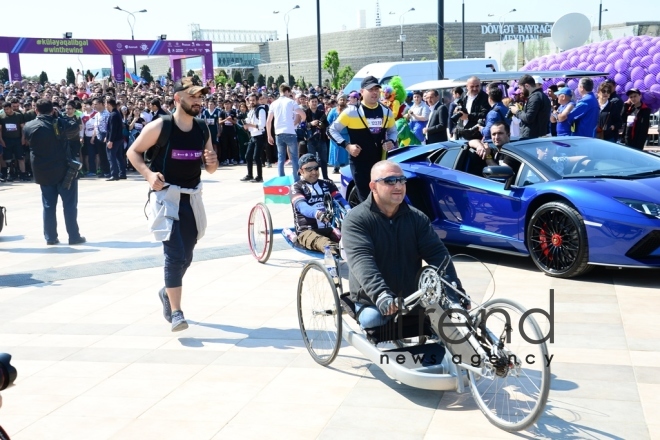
[[653, 53, 660, 64], [616, 84, 625, 94], [559, 60, 571, 69], [650, 46, 660, 56], [635, 46, 648, 56], [614, 59, 629, 72], [579, 52, 589, 62], [604, 64, 616, 76], [644, 74, 656, 88], [577, 61, 589, 69], [651, 84, 660, 93], [634, 79, 645, 89], [631, 66, 646, 81], [631, 57, 642, 68], [623, 49, 635, 62], [586, 53, 596, 63], [625, 81, 634, 91], [596, 46, 607, 54], [631, 40, 642, 49], [641, 55, 653, 67], [567, 79, 578, 89], [614, 72, 628, 84], [593, 54, 607, 63], [549, 63, 561, 70], [605, 52, 618, 63], [595, 61, 607, 71], [656, 72, 660, 83]]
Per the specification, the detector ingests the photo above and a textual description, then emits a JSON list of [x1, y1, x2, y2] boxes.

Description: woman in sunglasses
[[290, 153, 351, 254]]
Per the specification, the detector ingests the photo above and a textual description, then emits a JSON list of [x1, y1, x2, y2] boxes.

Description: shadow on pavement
[[0, 235, 25, 242], [91, 240, 160, 249], [0, 247, 98, 254]]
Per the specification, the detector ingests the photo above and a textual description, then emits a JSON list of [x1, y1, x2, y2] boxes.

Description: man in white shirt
[[266, 83, 306, 181]]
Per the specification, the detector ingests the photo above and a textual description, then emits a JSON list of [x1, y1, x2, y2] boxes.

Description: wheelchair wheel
[[247, 203, 273, 263], [468, 298, 550, 432], [297, 261, 342, 366]]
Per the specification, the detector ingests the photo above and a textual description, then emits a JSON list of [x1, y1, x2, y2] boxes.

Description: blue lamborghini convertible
[[340, 137, 660, 278]]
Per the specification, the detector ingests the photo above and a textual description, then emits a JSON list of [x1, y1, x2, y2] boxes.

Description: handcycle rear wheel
[[297, 261, 342, 366], [468, 298, 550, 432], [247, 203, 273, 263]]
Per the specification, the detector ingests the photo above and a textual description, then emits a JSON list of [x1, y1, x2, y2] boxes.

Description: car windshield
[[512, 138, 660, 179]]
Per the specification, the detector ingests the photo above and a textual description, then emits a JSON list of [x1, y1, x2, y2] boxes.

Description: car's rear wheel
[[348, 185, 361, 208], [527, 201, 591, 278]]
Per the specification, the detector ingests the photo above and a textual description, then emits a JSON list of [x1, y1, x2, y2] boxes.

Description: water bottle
[[283, 228, 297, 243], [324, 245, 339, 284]]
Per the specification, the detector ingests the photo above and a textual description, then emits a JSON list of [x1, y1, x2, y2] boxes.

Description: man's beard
[[523, 88, 530, 98], [180, 100, 201, 116]]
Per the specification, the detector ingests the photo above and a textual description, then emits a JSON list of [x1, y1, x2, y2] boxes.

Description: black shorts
[[2, 138, 24, 161]]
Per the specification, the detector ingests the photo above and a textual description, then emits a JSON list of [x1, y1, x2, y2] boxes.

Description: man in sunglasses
[[342, 160, 463, 330], [291, 153, 350, 254]]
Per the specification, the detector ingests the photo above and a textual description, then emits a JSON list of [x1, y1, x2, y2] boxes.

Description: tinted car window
[[436, 148, 461, 168]]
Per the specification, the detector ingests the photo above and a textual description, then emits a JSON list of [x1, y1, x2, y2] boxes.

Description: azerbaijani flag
[[124, 69, 134, 86], [263, 175, 294, 204]]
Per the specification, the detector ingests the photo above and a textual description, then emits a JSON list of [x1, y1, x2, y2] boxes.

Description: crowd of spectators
[[0, 71, 656, 186]]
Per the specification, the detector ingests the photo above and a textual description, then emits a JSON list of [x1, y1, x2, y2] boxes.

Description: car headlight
[[615, 198, 660, 219]]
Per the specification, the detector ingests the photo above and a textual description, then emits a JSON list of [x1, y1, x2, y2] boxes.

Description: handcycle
[[247, 191, 347, 263], [296, 254, 551, 432]]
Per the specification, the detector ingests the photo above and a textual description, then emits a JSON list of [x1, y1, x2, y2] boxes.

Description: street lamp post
[[274, 5, 300, 86], [598, 1, 608, 31], [488, 8, 516, 41], [399, 8, 415, 60], [114, 6, 147, 76]]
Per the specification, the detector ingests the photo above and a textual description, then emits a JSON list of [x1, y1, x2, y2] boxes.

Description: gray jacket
[[342, 193, 460, 307]]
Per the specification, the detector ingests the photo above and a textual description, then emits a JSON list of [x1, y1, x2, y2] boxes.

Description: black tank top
[[154, 118, 205, 189]]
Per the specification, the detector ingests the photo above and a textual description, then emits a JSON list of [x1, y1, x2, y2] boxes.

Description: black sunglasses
[[302, 165, 320, 172], [374, 176, 407, 185]]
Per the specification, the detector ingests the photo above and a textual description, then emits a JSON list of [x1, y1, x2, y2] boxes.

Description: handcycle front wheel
[[468, 298, 551, 432], [297, 261, 342, 366], [247, 202, 273, 263]]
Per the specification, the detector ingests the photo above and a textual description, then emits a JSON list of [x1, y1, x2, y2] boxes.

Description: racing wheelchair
[[247, 191, 347, 263], [296, 255, 551, 432]]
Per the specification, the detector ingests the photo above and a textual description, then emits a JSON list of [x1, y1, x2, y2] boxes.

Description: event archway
[[0, 36, 213, 83]]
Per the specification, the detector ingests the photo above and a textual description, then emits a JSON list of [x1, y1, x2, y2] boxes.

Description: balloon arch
[[519, 35, 660, 112]]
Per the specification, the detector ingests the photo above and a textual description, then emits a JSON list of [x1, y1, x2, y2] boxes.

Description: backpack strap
[[194, 117, 210, 146]]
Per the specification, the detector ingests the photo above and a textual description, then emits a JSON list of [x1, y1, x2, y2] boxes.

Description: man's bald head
[[371, 160, 403, 181]]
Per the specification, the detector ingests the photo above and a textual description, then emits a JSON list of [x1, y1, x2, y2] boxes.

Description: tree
[[257, 74, 266, 87], [0, 68, 9, 83], [267, 75, 275, 89], [166, 68, 172, 81], [215, 74, 228, 86], [502, 49, 516, 71], [66, 67, 75, 86], [232, 70, 242, 84], [296, 76, 307, 88], [217, 69, 228, 78], [247, 72, 255, 86], [140, 65, 154, 83], [323, 50, 341, 89], [38, 71, 49, 85], [276, 74, 285, 86], [337, 66, 355, 89], [428, 35, 458, 60], [288, 75, 295, 87], [186, 69, 195, 77]]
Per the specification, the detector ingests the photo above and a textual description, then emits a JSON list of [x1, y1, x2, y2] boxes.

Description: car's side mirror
[[483, 166, 515, 190]]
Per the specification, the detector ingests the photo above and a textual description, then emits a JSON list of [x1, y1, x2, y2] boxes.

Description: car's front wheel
[[526, 201, 591, 278]]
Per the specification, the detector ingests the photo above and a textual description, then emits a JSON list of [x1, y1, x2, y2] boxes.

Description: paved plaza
[[0, 164, 659, 439]]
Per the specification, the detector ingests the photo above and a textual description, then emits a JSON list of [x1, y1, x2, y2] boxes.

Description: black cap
[[299, 153, 318, 168], [361, 76, 381, 90], [626, 88, 642, 96]]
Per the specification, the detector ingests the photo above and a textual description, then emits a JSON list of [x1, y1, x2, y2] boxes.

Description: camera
[[62, 159, 82, 190], [450, 104, 465, 124], [0, 353, 17, 392]]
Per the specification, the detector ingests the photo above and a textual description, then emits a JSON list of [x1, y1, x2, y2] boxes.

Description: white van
[[342, 59, 498, 94]]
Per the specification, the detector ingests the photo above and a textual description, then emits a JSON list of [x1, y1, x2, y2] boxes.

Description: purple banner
[[0, 37, 212, 56]]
